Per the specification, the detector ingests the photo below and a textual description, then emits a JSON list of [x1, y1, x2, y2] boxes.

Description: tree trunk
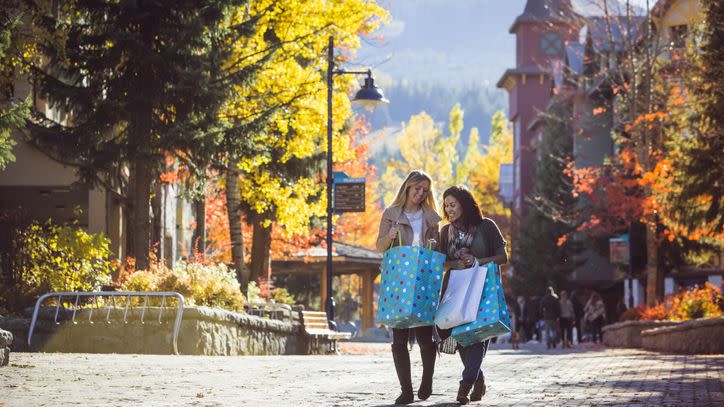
[[249, 214, 272, 284], [131, 157, 152, 270], [194, 198, 206, 255], [226, 170, 247, 291], [151, 181, 163, 262], [645, 221, 659, 306]]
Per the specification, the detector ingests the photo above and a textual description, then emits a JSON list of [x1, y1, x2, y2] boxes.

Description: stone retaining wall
[[0, 306, 301, 356], [641, 317, 724, 354], [602, 320, 681, 348], [0, 326, 12, 366]]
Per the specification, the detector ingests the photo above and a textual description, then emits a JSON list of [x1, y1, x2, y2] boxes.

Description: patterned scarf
[[447, 222, 474, 260]]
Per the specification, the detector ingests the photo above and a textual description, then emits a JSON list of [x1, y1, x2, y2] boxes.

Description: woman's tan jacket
[[375, 204, 442, 252]]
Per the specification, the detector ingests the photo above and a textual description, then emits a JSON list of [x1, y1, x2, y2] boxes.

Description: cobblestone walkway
[[1, 342, 722, 406]]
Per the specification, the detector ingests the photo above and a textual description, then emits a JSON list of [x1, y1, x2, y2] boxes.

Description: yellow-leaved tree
[[380, 103, 483, 207], [221, 0, 388, 287], [469, 111, 513, 241]]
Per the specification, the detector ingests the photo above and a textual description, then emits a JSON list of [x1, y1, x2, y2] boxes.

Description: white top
[[404, 209, 424, 246]]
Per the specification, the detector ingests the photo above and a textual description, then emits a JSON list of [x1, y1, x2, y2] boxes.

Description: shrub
[[618, 305, 645, 322], [668, 283, 722, 321], [637, 283, 723, 321], [246, 281, 262, 305], [270, 287, 296, 305], [253, 277, 297, 305], [10, 222, 112, 302], [639, 302, 668, 320], [118, 257, 245, 312]]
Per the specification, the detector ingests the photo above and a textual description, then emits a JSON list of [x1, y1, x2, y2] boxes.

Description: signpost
[[333, 172, 365, 213], [610, 234, 634, 307]]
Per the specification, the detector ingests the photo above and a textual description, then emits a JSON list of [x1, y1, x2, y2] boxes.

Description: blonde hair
[[389, 170, 438, 212]]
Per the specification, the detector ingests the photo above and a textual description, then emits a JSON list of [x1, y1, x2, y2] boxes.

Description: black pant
[[574, 317, 583, 342], [393, 326, 434, 347], [559, 317, 573, 343], [590, 317, 604, 343]]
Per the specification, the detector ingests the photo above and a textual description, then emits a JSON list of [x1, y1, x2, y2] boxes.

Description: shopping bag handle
[[389, 227, 402, 249]]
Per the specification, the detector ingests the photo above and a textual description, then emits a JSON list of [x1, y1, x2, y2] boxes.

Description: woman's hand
[[427, 238, 437, 249], [387, 224, 400, 241], [461, 253, 476, 267]]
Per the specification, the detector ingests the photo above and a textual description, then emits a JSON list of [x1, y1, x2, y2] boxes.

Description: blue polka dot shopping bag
[[451, 262, 511, 346], [375, 243, 446, 329]]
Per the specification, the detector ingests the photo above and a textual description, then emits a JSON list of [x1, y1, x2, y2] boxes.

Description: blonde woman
[[376, 170, 442, 405]]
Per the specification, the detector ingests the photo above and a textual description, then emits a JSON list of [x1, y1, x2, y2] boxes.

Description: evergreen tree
[[0, 5, 30, 170], [26, 0, 259, 269], [668, 0, 724, 239], [512, 100, 577, 295]]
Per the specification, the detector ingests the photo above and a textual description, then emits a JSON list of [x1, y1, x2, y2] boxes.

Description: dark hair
[[442, 185, 484, 228]]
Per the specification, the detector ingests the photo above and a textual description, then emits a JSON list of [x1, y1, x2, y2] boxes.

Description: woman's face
[[444, 195, 462, 223], [406, 180, 430, 207]]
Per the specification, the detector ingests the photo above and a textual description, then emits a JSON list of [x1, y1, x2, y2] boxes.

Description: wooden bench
[[300, 311, 351, 354]]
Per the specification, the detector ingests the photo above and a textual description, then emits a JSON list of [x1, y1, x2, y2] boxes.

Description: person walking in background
[[584, 292, 606, 343], [436, 185, 508, 405], [508, 297, 521, 349], [571, 290, 584, 343], [559, 290, 574, 348], [515, 296, 527, 342], [525, 295, 540, 342], [540, 287, 561, 349], [375, 170, 442, 405]]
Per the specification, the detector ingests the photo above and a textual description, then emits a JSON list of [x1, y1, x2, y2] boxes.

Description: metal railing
[[245, 302, 296, 324], [28, 291, 185, 354]]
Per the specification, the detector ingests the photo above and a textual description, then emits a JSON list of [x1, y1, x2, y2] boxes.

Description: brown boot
[[417, 343, 436, 400], [457, 382, 473, 405], [391, 344, 414, 405], [469, 377, 486, 401]]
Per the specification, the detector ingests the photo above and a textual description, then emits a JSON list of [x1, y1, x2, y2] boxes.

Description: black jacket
[[540, 294, 561, 320]]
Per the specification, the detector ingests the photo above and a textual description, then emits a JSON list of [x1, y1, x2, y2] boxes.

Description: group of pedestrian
[[512, 288, 607, 348], [375, 170, 507, 405]]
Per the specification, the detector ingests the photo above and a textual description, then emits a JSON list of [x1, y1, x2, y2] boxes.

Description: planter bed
[[641, 317, 724, 354], [602, 320, 681, 348], [0, 306, 301, 356]]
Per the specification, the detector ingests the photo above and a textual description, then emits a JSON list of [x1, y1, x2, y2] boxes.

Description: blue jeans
[[458, 339, 489, 385], [544, 319, 557, 345]]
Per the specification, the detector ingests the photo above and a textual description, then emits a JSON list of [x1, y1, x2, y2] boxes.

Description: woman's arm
[[375, 210, 396, 252], [443, 259, 467, 270], [479, 219, 508, 265], [477, 244, 508, 265], [428, 222, 441, 251]]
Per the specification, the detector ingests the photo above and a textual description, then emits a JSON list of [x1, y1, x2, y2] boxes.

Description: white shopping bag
[[434, 262, 488, 329]]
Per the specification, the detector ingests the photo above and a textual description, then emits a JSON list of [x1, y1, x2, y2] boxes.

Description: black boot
[[457, 382, 473, 405], [417, 343, 436, 400], [391, 344, 414, 405], [469, 377, 486, 401]]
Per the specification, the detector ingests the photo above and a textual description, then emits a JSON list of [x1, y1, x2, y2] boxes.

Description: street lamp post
[[325, 36, 388, 327]]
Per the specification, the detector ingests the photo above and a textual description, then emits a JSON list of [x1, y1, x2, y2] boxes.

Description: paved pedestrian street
[[1, 342, 722, 406]]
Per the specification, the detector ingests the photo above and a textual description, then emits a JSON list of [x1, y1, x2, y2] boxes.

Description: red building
[[497, 0, 580, 218]]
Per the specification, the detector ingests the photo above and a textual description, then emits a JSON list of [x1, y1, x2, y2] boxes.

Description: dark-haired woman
[[437, 185, 508, 405], [375, 170, 442, 405]]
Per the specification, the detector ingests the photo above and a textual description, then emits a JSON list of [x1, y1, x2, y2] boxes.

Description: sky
[[356, 0, 657, 89]]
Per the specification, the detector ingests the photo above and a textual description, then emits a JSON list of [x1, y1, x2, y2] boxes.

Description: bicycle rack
[[27, 291, 185, 354]]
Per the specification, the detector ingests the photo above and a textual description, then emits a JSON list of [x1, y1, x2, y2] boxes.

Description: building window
[[540, 32, 563, 56], [670, 25, 688, 49]]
